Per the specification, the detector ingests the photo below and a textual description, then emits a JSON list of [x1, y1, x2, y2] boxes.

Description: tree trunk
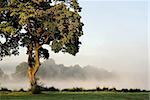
[[28, 67, 36, 87], [27, 43, 41, 94]]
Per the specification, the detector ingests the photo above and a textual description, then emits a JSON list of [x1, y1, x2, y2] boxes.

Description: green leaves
[[0, 35, 19, 60], [65, 43, 78, 56], [71, 0, 82, 12], [2, 26, 16, 34], [0, 22, 16, 35], [39, 47, 49, 59], [0, 0, 83, 60], [51, 40, 63, 53]]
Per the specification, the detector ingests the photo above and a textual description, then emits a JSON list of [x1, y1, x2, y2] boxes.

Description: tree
[[0, 0, 83, 93]]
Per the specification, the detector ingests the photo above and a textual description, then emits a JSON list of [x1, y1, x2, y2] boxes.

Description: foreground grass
[[0, 91, 149, 100]]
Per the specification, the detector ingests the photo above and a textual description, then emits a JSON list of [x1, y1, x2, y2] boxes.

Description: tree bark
[[27, 43, 41, 94], [27, 45, 34, 86]]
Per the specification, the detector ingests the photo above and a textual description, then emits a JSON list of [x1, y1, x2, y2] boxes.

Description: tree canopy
[[0, 0, 83, 60]]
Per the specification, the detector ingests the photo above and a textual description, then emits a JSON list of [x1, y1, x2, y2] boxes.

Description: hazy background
[[0, 0, 149, 90]]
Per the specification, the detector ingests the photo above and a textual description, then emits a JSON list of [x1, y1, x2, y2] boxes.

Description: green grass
[[0, 91, 149, 100]]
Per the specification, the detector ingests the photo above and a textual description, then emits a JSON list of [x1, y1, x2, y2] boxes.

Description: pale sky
[[0, 0, 149, 89]]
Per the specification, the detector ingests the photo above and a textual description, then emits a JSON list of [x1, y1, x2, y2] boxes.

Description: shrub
[[0, 87, 11, 92], [96, 87, 102, 91], [102, 87, 109, 91], [31, 85, 41, 94], [62, 87, 83, 92], [49, 87, 59, 92], [109, 87, 117, 92], [18, 88, 25, 92]]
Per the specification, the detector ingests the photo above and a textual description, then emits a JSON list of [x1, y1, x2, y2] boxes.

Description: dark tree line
[[0, 86, 148, 92]]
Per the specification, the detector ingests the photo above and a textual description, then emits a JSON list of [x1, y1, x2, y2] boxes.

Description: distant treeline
[[61, 87, 149, 92], [0, 86, 149, 92]]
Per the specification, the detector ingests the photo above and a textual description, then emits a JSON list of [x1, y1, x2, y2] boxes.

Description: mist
[[0, 59, 148, 90]]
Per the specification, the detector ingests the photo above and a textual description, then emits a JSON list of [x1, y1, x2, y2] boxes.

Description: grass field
[[0, 92, 149, 100]]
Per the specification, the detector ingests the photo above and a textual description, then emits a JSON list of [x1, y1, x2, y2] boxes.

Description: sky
[[0, 0, 149, 89], [147, 0, 149, 90]]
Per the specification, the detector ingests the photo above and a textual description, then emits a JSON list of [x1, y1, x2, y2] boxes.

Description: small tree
[[0, 0, 83, 93]]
